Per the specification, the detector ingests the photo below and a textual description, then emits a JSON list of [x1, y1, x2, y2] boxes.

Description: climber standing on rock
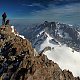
[[2, 12, 7, 25]]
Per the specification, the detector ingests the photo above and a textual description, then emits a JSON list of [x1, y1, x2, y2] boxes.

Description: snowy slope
[[40, 32, 80, 77], [11, 26, 25, 39]]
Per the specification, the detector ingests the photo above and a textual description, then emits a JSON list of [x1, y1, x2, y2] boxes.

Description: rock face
[[0, 25, 79, 80]]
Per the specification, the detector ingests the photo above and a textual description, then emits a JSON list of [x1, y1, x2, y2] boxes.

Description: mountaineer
[[2, 12, 7, 25]]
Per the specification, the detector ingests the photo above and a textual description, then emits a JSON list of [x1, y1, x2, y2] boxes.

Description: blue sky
[[0, 0, 80, 25], [0, 0, 80, 18]]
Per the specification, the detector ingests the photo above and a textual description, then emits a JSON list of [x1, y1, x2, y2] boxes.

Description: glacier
[[40, 32, 80, 77]]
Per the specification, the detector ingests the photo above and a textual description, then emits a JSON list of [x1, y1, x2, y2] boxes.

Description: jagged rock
[[34, 49, 39, 56], [40, 46, 51, 55], [0, 26, 79, 80]]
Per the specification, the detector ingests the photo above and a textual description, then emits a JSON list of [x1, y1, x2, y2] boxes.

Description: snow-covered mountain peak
[[20, 21, 80, 77]]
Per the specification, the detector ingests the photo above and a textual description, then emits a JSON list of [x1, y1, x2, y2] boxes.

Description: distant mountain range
[[21, 21, 80, 52], [20, 21, 80, 77]]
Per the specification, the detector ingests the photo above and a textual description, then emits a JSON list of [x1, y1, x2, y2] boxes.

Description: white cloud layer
[[31, 3, 80, 25]]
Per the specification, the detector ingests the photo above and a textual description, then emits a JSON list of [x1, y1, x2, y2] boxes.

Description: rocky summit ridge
[[0, 25, 79, 80]]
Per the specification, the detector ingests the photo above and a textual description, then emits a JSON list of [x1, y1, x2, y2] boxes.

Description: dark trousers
[[2, 18, 5, 25]]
